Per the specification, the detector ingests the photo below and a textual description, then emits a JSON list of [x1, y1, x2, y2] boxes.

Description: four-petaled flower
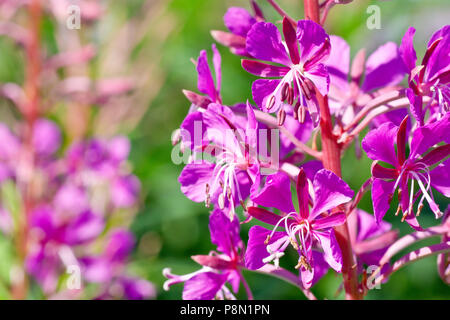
[[242, 18, 331, 126], [363, 114, 450, 229], [245, 168, 354, 289], [178, 103, 260, 217]]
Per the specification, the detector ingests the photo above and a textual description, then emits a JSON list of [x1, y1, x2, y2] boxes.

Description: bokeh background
[[0, 0, 449, 299]]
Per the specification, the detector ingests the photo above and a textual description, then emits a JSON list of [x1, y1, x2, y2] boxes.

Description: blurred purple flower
[[26, 206, 104, 294]]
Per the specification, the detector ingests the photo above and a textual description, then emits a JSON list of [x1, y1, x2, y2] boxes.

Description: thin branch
[[343, 90, 405, 132], [267, 0, 297, 27]]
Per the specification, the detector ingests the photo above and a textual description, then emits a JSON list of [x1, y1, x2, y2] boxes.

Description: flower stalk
[[12, 0, 42, 300], [304, 0, 362, 300]]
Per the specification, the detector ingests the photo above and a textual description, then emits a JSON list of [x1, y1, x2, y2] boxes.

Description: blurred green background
[[1, 0, 449, 299]]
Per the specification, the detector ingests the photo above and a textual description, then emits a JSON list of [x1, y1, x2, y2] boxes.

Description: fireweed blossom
[[178, 103, 263, 217], [362, 115, 450, 229], [400, 25, 450, 125], [163, 209, 248, 300], [326, 35, 407, 128], [245, 168, 354, 289], [242, 18, 331, 126], [211, 2, 264, 57]]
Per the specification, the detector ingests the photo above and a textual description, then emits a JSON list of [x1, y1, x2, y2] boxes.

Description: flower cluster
[[165, 1, 450, 300]]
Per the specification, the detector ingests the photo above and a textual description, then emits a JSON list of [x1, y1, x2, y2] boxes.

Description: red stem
[[303, 0, 362, 300], [12, 0, 42, 300]]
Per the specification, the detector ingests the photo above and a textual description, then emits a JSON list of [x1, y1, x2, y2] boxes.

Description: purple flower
[[163, 209, 245, 300], [65, 137, 140, 209], [362, 114, 450, 229], [242, 18, 331, 126], [26, 206, 104, 294], [400, 25, 450, 125], [326, 35, 406, 127], [178, 103, 260, 216], [32, 119, 62, 157], [81, 229, 155, 300], [245, 168, 354, 289], [211, 2, 264, 57]]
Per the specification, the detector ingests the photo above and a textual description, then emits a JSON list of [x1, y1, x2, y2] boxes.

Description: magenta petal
[[245, 226, 286, 270], [296, 20, 330, 65], [104, 229, 135, 262], [300, 160, 323, 180], [406, 88, 424, 126], [251, 78, 282, 112], [425, 34, 450, 82], [111, 175, 140, 208], [305, 63, 330, 96], [362, 122, 398, 166], [179, 162, 215, 203], [399, 27, 417, 73], [296, 169, 310, 219], [212, 44, 222, 93], [327, 35, 350, 92], [245, 102, 258, 149], [182, 272, 228, 300], [310, 169, 354, 219], [197, 50, 217, 101], [251, 171, 295, 213], [314, 229, 343, 272], [224, 7, 256, 37], [430, 159, 450, 197], [421, 144, 450, 167], [242, 60, 289, 77], [180, 111, 205, 151], [410, 114, 450, 157], [227, 270, 241, 293], [372, 178, 395, 224], [32, 119, 61, 156], [362, 42, 406, 92], [310, 251, 329, 287], [372, 162, 398, 179], [247, 207, 285, 226], [209, 208, 242, 256], [283, 17, 300, 64], [428, 25, 450, 47], [313, 212, 346, 230], [63, 210, 104, 245], [246, 22, 290, 65]]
